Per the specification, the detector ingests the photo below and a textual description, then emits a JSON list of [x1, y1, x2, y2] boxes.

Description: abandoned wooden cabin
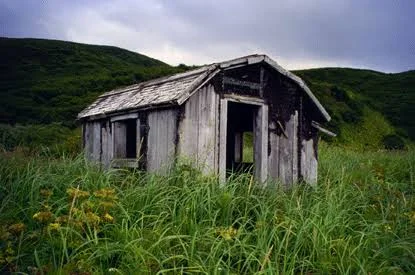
[[78, 54, 332, 185]]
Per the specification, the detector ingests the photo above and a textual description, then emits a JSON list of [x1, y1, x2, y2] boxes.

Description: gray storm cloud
[[1, 0, 414, 72]]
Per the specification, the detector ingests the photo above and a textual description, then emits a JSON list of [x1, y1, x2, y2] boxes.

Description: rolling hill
[[0, 37, 188, 127], [1, 37, 413, 150]]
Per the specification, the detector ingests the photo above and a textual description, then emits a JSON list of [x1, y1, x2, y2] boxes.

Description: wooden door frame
[[218, 97, 268, 183]]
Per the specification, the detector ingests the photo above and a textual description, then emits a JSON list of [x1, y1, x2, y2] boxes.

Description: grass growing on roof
[[0, 145, 414, 273]]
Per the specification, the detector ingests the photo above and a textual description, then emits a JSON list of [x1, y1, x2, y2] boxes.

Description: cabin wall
[[101, 120, 113, 168], [299, 96, 319, 184], [83, 121, 102, 163], [177, 84, 219, 173], [146, 108, 178, 174], [265, 70, 301, 187]]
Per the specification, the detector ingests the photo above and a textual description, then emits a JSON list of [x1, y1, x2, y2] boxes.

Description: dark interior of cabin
[[125, 119, 137, 158], [226, 102, 258, 174]]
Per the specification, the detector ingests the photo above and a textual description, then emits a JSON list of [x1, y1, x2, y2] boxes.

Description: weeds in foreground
[[0, 146, 414, 274]]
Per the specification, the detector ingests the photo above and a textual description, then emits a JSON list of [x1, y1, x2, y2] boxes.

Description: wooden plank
[[259, 66, 264, 98], [213, 90, 220, 173], [110, 113, 139, 122], [278, 119, 291, 187], [136, 118, 142, 161], [311, 121, 337, 137], [223, 76, 261, 90], [101, 122, 109, 168], [197, 87, 208, 168], [300, 128, 318, 185], [178, 88, 199, 160], [196, 85, 218, 173], [92, 121, 101, 162], [108, 121, 113, 164], [268, 122, 279, 179], [292, 111, 299, 183], [219, 98, 228, 182], [301, 139, 307, 182], [223, 94, 265, 105], [84, 122, 93, 160], [147, 111, 158, 172], [254, 105, 268, 184], [113, 121, 126, 158], [284, 114, 295, 187], [147, 109, 177, 174], [166, 110, 177, 166]]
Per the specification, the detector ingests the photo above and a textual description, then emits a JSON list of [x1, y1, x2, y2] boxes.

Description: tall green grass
[[1, 145, 414, 274]]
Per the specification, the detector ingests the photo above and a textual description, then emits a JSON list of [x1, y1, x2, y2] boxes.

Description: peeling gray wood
[[147, 109, 177, 174], [197, 85, 218, 173], [136, 118, 142, 161], [219, 98, 228, 182], [223, 94, 265, 105], [178, 84, 219, 173], [113, 121, 126, 158], [268, 121, 280, 179], [278, 120, 292, 187], [292, 111, 299, 183], [178, 86, 199, 160], [110, 113, 139, 122], [84, 122, 93, 160], [101, 121, 110, 168], [254, 104, 268, 184], [311, 121, 337, 137], [301, 137, 318, 184], [92, 122, 101, 162]]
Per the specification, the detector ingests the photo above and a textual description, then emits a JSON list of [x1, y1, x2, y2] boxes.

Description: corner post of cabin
[[219, 98, 228, 183]]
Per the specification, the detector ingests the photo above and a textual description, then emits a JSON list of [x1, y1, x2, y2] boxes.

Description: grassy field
[[1, 145, 414, 274]]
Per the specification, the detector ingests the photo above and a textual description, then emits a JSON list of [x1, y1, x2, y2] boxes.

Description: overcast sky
[[1, 0, 414, 72]]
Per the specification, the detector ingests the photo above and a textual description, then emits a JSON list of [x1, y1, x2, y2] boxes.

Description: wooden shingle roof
[[78, 54, 331, 121]]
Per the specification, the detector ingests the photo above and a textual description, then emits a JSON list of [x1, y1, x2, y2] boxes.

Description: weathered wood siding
[[112, 121, 127, 159], [254, 105, 268, 183], [267, 112, 298, 187], [265, 69, 302, 187], [147, 108, 178, 173], [84, 121, 101, 162], [178, 84, 219, 173], [101, 121, 112, 168], [300, 136, 318, 184]]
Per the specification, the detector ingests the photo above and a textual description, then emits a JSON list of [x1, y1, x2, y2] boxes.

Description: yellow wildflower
[[102, 213, 114, 223], [48, 223, 61, 231], [94, 188, 117, 200], [85, 212, 101, 226], [217, 226, 238, 241], [66, 187, 90, 200], [33, 211, 53, 223]]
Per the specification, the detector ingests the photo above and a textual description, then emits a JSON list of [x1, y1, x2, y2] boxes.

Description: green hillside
[[0, 37, 414, 150], [0, 37, 187, 126], [294, 68, 415, 149]]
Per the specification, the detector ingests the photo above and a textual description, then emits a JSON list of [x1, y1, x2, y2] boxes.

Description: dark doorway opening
[[226, 102, 258, 174], [125, 119, 137, 158]]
